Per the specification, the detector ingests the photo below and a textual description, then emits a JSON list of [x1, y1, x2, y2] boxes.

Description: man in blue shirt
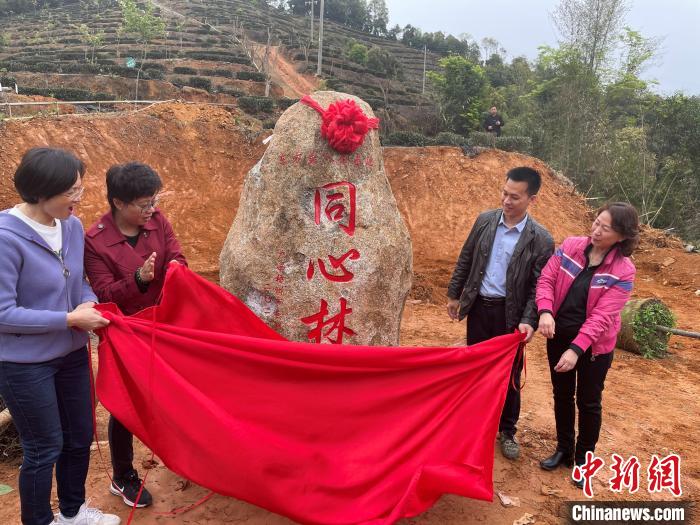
[[447, 167, 554, 460]]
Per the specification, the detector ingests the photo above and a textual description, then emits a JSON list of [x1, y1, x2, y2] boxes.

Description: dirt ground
[[0, 104, 698, 524], [247, 45, 320, 98]]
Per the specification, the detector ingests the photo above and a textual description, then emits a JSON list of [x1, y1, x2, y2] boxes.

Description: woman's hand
[[538, 312, 556, 339], [554, 349, 579, 373], [139, 252, 157, 283], [67, 307, 109, 331], [74, 301, 96, 310]]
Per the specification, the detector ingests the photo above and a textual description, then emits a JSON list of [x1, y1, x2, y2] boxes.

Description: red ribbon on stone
[[300, 95, 379, 154]]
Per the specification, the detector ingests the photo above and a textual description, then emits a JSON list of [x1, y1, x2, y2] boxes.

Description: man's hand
[[518, 323, 534, 342], [487, 125, 493, 130], [538, 312, 556, 339], [447, 298, 460, 320], [554, 349, 579, 373]]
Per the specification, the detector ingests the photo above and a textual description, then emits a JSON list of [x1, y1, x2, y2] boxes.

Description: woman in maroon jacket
[[84, 162, 186, 508]]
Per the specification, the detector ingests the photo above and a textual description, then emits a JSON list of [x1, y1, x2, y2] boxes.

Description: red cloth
[[300, 96, 380, 154], [95, 264, 523, 524]]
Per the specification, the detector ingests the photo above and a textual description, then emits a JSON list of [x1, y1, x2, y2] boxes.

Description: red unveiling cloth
[[95, 263, 523, 524]]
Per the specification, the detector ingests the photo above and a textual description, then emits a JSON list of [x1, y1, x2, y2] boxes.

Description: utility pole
[[309, 0, 314, 44], [316, 0, 324, 76], [264, 26, 271, 97], [422, 44, 427, 94]]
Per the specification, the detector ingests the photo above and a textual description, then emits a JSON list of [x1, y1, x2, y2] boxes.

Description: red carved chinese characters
[[307, 249, 361, 283], [276, 149, 375, 171], [314, 182, 356, 237], [301, 298, 356, 344]]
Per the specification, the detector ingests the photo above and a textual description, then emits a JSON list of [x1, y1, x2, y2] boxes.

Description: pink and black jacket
[[535, 236, 635, 356]]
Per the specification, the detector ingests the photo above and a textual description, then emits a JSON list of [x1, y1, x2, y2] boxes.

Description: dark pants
[[109, 415, 135, 479], [547, 327, 613, 464], [0, 348, 93, 525], [467, 296, 523, 438]]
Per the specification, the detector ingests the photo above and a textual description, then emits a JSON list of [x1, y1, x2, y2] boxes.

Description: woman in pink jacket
[[535, 203, 639, 486]]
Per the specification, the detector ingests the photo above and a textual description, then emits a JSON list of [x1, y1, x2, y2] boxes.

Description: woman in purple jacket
[[0, 148, 120, 525], [535, 202, 639, 487]]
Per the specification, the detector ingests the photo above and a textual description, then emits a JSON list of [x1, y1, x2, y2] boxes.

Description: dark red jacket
[[84, 210, 187, 315]]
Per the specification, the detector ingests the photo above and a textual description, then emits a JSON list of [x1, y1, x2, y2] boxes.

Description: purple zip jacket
[[0, 210, 98, 363]]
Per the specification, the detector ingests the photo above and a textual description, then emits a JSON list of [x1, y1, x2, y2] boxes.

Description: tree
[[366, 46, 402, 111], [287, 0, 308, 15], [529, 45, 604, 178], [325, 0, 367, 31], [118, 0, 166, 101], [346, 41, 368, 65], [551, 0, 629, 74], [366, 0, 388, 36], [387, 24, 401, 41], [605, 29, 659, 127], [428, 55, 487, 134], [481, 37, 500, 61], [77, 23, 104, 64], [644, 95, 700, 242]]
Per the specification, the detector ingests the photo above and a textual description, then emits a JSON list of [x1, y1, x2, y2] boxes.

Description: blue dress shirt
[[479, 213, 528, 298]]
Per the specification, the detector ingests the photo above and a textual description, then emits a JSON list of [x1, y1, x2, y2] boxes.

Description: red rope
[[300, 95, 379, 154], [511, 341, 527, 392]]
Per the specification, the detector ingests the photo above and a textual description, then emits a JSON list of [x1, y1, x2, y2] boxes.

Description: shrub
[[236, 70, 266, 82], [173, 66, 198, 75], [200, 69, 234, 78], [187, 76, 212, 92], [325, 77, 343, 90], [170, 77, 187, 88], [238, 96, 274, 113], [218, 87, 244, 97], [143, 68, 164, 80], [365, 97, 385, 109], [36, 62, 62, 73], [276, 97, 299, 110], [433, 131, 468, 147], [18, 86, 112, 101], [0, 75, 17, 86], [346, 42, 368, 65], [495, 135, 532, 153], [60, 63, 103, 74], [383, 131, 433, 147], [468, 131, 496, 148]]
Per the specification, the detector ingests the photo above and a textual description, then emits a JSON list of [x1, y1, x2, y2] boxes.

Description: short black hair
[[14, 147, 85, 203], [506, 166, 541, 196], [106, 162, 163, 211]]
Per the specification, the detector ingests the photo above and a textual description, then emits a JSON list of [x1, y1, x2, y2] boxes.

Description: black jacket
[[447, 209, 554, 329], [484, 114, 504, 135]]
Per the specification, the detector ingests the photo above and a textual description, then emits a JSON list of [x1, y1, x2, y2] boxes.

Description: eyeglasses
[[129, 196, 160, 213], [64, 187, 85, 200]]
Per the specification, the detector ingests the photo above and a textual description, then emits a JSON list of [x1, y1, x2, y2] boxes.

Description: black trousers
[[108, 415, 135, 479], [547, 327, 613, 464], [466, 296, 523, 438]]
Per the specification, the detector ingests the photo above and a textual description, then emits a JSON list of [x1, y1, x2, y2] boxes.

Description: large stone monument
[[220, 91, 412, 345]]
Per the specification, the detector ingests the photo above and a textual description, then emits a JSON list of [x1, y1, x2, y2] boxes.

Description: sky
[[384, 0, 700, 95]]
